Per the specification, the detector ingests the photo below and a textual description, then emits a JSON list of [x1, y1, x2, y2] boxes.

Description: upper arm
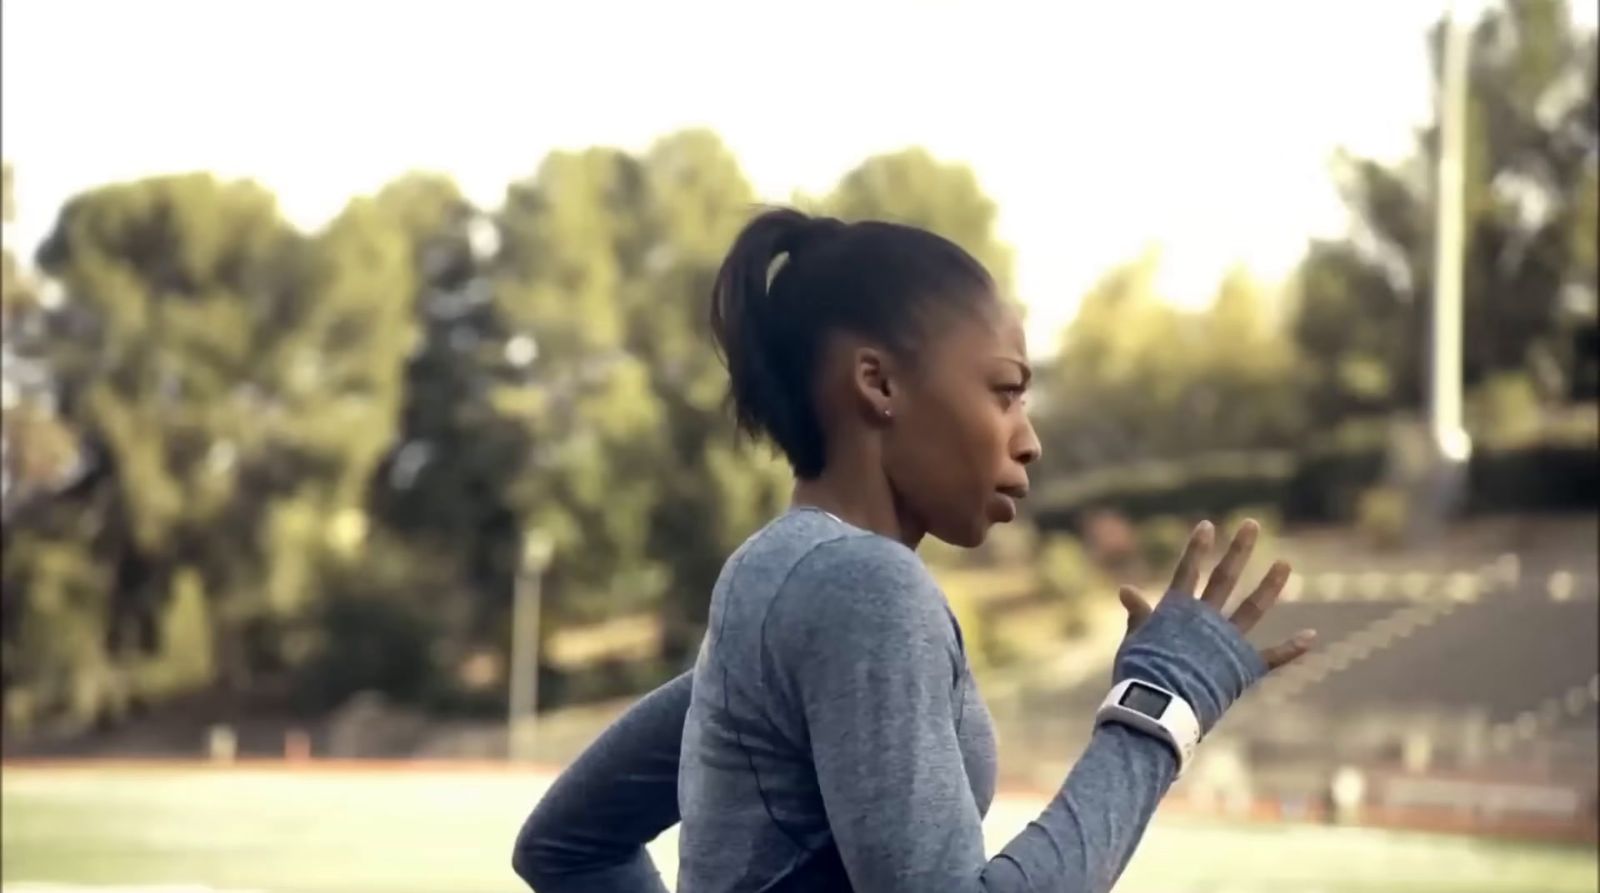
[[769, 539, 989, 892], [512, 671, 690, 892]]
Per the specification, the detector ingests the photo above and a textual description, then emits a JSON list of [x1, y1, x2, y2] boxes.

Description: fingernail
[[1197, 521, 1213, 535], [1294, 630, 1318, 647]]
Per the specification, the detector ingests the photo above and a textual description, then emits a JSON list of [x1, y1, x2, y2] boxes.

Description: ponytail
[[710, 208, 832, 476]]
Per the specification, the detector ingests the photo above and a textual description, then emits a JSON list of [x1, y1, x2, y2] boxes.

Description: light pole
[[1425, 0, 1475, 520], [509, 528, 554, 762], [500, 328, 623, 760]]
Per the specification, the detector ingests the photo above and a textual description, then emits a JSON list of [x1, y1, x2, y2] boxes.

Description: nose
[[1012, 414, 1042, 466]]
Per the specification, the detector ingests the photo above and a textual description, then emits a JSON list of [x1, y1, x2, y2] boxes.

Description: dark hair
[[708, 207, 996, 479]]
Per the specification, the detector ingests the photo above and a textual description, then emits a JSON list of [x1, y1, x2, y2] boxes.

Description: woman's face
[[882, 301, 1041, 548]]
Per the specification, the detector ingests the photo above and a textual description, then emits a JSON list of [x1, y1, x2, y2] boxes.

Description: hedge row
[[1032, 436, 1597, 530]]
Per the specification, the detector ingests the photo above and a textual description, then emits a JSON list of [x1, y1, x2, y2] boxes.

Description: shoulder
[[794, 531, 930, 588], [769, 532, 953, 653]]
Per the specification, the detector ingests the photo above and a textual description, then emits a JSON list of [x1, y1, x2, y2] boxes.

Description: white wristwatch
[[1095, 679, 1201, 778]]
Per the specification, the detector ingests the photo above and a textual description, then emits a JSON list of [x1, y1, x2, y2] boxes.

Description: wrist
[[1095, 679, 1201, 778], [1113, 593, 1267, 733]]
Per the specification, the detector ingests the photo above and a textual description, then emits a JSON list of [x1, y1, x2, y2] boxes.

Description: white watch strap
[[1094, 679, 1201, 777]]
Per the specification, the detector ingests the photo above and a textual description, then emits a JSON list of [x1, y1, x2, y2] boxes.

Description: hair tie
[[780, 216, 847, 260]]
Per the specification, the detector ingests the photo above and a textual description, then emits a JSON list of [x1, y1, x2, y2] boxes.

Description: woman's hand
[[1118, 519, 1316, 673]]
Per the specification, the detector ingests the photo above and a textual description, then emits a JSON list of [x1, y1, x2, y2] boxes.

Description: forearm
[[515, 852, 670, 893], [512, 672, 691, 892], [986, 593, 1265, 890], [985, 724, 1177, 890]]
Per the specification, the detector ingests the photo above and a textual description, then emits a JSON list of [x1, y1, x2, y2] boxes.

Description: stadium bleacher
[[991, 563, 1599, 798]]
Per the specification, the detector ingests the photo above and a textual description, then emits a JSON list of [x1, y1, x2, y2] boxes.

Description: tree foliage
[[1293, 0, 1598, 419], [5, 174, 417, 726], [1034, 252, 1305, 474], [823, 147, 1016, 302], [2, 2, 1593, 732]]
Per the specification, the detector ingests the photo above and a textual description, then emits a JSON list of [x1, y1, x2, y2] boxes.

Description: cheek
[[909, 399, 1005, 488]]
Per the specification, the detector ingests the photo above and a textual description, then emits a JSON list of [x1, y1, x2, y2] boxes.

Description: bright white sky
[[4, 0, 1589, 352]]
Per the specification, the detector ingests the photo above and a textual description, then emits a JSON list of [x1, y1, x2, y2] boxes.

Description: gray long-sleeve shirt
[[515, 507, 1267, 892]]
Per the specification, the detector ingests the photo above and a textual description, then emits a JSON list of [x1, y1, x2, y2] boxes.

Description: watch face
[[1119, 683, 1172, 718]]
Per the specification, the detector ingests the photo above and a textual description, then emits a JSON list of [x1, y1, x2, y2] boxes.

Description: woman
[[513, 208, 1316, 892]]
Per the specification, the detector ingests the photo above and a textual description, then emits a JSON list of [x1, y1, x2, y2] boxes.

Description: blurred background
[[1, 0, 1596, 891]]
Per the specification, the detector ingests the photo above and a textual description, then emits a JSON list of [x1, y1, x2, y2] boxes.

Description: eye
[[994, 383, 1028, 408]]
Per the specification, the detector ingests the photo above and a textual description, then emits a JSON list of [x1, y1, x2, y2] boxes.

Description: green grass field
[[3, 764, 1595, 893]]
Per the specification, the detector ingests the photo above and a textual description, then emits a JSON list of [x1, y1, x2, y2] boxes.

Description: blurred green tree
[[823, 147, 1016, 302], [629, 130, 791, 662], [356, 172, 522, 688], [4, 174, 416, 728], [1294, 0, 1598, 420], [1033, 254, 1304, 475], [362, 160, 676, 700], [1, 163, 82, 519], [492, 149, 671, 635]]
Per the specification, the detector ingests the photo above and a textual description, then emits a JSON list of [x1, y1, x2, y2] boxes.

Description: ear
[[849, 345, 895, 422]]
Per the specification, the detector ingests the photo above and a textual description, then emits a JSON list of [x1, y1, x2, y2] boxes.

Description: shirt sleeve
[[511, 670, 691, 893], [770, 535, 1262, 893]]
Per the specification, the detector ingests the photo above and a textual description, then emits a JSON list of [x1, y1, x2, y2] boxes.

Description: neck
[[790, 447, 924, 549]]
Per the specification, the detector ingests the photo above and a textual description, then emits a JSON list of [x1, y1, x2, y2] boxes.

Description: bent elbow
[[511, 837, 539, 888], [511, 811, 559, 888]]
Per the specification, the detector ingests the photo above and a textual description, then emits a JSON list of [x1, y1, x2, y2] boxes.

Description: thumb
[[1119, 585, 1154, 633]]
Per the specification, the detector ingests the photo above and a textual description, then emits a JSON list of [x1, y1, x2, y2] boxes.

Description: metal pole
[[509, 530, 552, 762], [1421, 0, 1474, 532], [1429, 0, 1473, 469]]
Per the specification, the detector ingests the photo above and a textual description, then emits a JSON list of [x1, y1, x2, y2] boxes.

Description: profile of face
[[868, 300, 1041, 548]]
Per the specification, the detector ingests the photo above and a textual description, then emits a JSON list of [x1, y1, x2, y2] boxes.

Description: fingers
[[1200, 520, 1259, 609], [1119, 585, 1154, 633], [1260, 629, 1318, 670], [1167, 521, 1215, 597], [1228, 560, 1292, 633]]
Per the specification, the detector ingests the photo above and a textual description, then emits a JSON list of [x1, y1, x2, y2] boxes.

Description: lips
[[996, 483, 1030, 501], [992, 483, 1029, 522]]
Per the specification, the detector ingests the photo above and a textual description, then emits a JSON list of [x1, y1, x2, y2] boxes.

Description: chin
[[933, 518, 993, 550]]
